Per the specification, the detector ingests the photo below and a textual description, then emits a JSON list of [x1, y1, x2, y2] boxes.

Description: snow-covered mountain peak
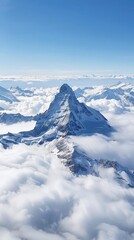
[[32, 84, 113, 139], [47, 83, 77, 112], [59, 83, 74, 95]]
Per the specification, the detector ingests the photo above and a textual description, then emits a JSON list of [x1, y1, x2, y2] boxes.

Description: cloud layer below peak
[[0, 142, 134, 240]]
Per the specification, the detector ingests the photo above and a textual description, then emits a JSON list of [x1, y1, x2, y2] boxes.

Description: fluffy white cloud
[[86, 98, 124, 114], [0, 87, 58, 116], [0, 121, 35, 134], [95, 224, 134, 240], [0, 143, 133, 240], [72, 111, 134, 169]]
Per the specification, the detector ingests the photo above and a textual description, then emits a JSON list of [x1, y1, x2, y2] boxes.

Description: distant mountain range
[[0, 84, 133, 188], [0, 86, 19, 103], [0, 113, 33, 124], [75, 82, 134, 110], [10, 86, 34, 97], [0, 81, 134, 113]]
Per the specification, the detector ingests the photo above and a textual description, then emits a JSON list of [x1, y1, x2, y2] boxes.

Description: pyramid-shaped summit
[[31, 84, 113, 140]]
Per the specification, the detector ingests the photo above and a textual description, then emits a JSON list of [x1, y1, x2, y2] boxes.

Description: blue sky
[[0, 0, 134, 75]]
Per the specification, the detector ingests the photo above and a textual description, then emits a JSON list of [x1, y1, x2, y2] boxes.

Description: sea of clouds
[[0, 85, 127, 115], [0, 143, 134, 240], [0, 121, 35, 134], [0, 85, 134, 239], [72, 111, 134, 169]]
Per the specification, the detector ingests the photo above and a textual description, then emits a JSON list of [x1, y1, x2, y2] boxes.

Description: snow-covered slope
[[88, 88, 121, 101], [0, 86, 19, 103]]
